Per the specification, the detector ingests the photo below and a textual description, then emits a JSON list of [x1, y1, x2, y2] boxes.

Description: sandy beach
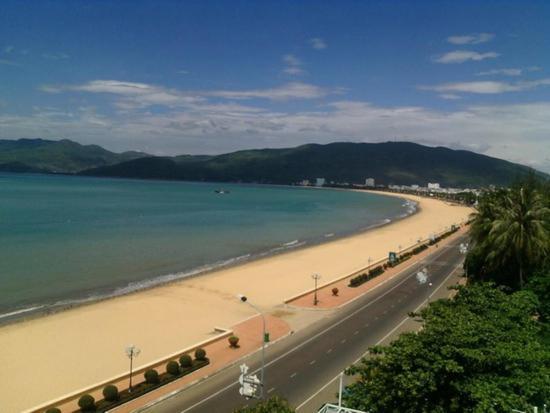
[[0, 192, 472, 412]]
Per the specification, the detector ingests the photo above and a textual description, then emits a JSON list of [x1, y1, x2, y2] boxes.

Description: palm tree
[[484, 185, 549, 287]]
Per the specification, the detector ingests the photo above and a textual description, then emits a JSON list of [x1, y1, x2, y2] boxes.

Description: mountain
[[80, 142, 543, 187], [0, 138, 147, 173]]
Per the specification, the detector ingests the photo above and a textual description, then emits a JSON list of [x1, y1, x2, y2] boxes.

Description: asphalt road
[[137, 234, 467, 413]]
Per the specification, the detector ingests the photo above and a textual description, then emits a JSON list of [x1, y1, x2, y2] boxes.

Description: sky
[[1, 0, 549, 173]]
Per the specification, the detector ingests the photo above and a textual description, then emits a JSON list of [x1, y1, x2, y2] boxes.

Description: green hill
[[0, 138, 147, 173], [80, 141, 544, 187]]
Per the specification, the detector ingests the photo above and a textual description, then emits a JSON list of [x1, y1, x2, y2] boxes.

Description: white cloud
[[309, 38, 327, 50], [420, 78, 550, 94], [206, 82, 336, 100], [42, 52, 69, 60], [477, 68, 523, 76], [0, 59, 20, 66], [439, 94, 462, 100], [5, 94, 550, 172], [447, 33, 495, 45], [434, 50, 499, 64], [282, 54, 305, 76]]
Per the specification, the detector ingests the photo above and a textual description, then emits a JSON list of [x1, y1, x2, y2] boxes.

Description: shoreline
[[0, 192, 472, 413], [0, 190, 417, 327]]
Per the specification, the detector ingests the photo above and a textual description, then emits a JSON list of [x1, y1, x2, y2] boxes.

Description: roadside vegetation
[[343, 175, 549, 412]]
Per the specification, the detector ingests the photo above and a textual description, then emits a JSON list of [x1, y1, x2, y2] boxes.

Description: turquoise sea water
[[0, 173, 412, 318]]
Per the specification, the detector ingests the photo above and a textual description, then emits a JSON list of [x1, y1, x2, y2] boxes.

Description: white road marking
[[326, 348, 333, 354], [268, 387, 275, 394], [295, 249, 465, 412], [290, 372, 297, 378], [177, 241, 463, 413], [309, 360, 316, 365], [340, 339, 347, 344]]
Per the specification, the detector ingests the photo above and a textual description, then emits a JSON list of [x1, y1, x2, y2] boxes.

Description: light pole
[[367, 256, 372, 272], [238, 294, 266, 399], [125, 344, 140, 393], [312, 273, 321, 306]]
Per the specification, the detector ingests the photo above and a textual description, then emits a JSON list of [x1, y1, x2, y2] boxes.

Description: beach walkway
[[48, 315, 290, 413]]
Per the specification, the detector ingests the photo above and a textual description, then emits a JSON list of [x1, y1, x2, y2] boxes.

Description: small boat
[[214, 189, 230, 194]]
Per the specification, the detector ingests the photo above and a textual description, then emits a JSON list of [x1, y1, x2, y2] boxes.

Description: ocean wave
[[324, 233, 334, 238], [283, 239, 300, 246], [0, 305, 45, 320]]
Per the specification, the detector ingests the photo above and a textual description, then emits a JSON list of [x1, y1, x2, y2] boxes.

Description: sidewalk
[[289, 226, 468, 310], [49, 315, 290, 413]]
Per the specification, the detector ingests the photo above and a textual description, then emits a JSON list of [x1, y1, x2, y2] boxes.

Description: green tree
[[466, 182, 549, 288], [343, 284, 550, 412], [233, 396, 295, 413]]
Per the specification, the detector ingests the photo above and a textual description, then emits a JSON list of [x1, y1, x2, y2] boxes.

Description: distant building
[[299, 179, 310, 186], [411, 184, 419, 190], [315, 178, 326, 187], [428, 183, 440, 190], [365, 178, 375, 187]]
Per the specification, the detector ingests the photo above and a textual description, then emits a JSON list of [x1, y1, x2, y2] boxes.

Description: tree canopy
[[343, 283, 550, 413], [233, 396, 295, 413], [465, 177, 550, 288]]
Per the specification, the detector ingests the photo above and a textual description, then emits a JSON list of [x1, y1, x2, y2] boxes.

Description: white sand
[[0, 192, 472, 412]]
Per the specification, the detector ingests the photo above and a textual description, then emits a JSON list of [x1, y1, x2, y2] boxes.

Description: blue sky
[[1, 0, 549, 172]]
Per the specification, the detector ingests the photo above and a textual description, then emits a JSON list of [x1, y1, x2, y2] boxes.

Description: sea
[[0, 173, 415, 320]]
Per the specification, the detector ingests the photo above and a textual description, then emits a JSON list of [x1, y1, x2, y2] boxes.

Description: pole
[[128, 352, 133, 393], [312, 273, 321, 306], [338, 372, 343, 407], [246, 300, 266, 399], [260, 311, 266, 399]]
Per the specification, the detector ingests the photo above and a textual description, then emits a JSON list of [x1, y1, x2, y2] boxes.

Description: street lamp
[[367, 256, 372, 272], [238, 294, 266, 399], [125, 344, 141, 393], [312, 273, 322, 306]]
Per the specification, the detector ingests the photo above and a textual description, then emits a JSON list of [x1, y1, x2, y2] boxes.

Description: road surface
[[136, 234, 467, 413]]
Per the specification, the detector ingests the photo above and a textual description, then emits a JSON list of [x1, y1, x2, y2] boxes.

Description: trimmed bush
[[195, 347, 207, 361], [349, 265, 385, 287], [332, 287, 339, 296], [102, 384, 119, 402], [144, 368, 160, 384], [228, 335, 240, 348], [179, 354, 193, 368], [45, 408, 61, 413], [78, 394, 96, 412], [166, 360, 180, 376]]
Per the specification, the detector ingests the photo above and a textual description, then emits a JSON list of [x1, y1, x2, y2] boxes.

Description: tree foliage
[[465, 177, 550, 288], [343, 283, 550, 412], [233, 396, 295, 413]]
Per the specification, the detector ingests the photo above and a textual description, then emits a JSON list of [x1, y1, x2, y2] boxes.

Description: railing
[[317, 403, 367, 413]]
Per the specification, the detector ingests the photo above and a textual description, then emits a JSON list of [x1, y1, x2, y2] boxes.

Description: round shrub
[[332, 287, 339, 296], [78, 394, 96, 411], [166, 360, 180, 376], [144, 369, 160, 384], [194, 347, 207, 361], [179, 354, 193, 368], [228, 335, 240, 348], [45, 408, 61, 413], [102, 384, 119, 402]]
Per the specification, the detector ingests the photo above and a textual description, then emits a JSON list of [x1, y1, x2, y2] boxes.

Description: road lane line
[[296, 255, 465, 412], [310, 360, 316, 365], [290, 372, 297, 378], [177, 239, 464, 413], [326, 348, 333, 354]]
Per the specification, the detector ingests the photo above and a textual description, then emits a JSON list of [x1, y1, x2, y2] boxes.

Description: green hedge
[[349, 265, 385, 287], [75, 359, 210, 413]]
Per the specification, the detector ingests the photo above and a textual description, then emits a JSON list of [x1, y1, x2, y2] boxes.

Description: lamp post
[[312, 273, 321, 306], [238, 294, 266, 399], [367, 256, 372, 272], [125, 344, 141, 393]]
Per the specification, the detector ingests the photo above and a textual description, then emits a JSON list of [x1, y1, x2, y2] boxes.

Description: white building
[[315, 178, 326, 187], [411, 184, 419, 190], [427, 183, 440, 190], [365, 178, 375, 187]]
